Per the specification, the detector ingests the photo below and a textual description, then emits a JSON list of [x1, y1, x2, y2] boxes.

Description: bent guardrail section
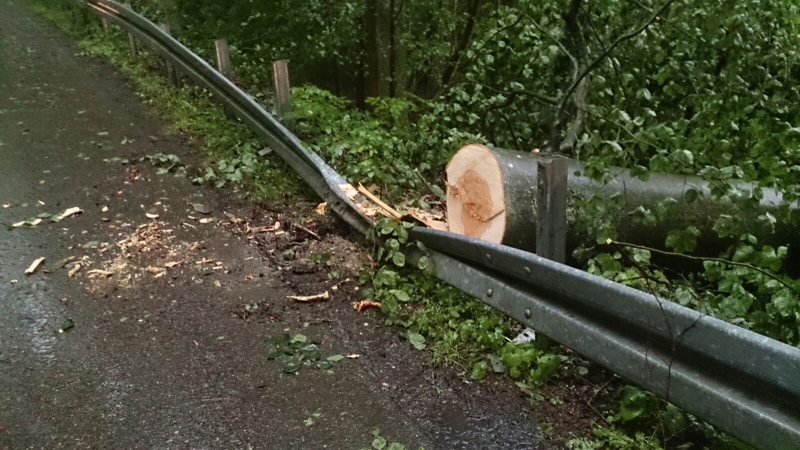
[[77, 2, 800, 448]]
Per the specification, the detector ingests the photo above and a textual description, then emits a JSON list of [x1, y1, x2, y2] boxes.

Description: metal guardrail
[[77, 2, 800, 448]]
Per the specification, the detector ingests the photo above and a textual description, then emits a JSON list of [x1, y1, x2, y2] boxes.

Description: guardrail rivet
[[486, 288, 493, 297], [524, 266, 531, 275], [525, 309, 531, 318]]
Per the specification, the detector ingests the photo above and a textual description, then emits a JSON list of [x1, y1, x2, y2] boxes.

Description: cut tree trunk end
[[446, 144, 798, 268]]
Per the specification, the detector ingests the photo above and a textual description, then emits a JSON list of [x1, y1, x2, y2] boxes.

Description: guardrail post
[[272, 60, 294, 131], [123, 3, 138, 57], [214, 39, 236, 120], [101, 17, 110, 34], [536, 158, 568, 263], [214, 39, 233, 80], [158, 23, 179, 87]]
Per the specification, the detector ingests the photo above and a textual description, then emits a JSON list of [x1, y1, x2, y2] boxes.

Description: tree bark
[[446, 145, 798, 265]]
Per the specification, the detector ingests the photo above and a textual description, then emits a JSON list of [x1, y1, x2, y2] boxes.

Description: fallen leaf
[[146, 266, 164, 275], [190, 203, 211, 214], [315, 203, 327, 215], [59, 319, 75, 333], [353, 300, 381, 312], [288, 292, 330, 302], [59, 207, 83, 220], [25, 257, 46, 275], [145, 213, 159, 220], [68, 264, 82, 278]]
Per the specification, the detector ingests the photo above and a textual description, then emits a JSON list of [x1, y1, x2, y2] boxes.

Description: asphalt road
[[0, 1, 544, 449]]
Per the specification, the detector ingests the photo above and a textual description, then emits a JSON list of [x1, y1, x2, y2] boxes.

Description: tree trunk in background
[[364, 0, 391, 98], [364, 0, 381, 98]]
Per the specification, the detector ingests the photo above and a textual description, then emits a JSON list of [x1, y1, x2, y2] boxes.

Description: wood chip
[[146, 266, 165, 275], [346, 354, 360, 359], [145, 213, 159, 219], [57, 256, 76, 268], [353, 300, 382, 312], [293, 223, 320, 240], [68, 264, 82, 278], [59, 207, 83, 220], [11, 221, 25, 228], [339, 183, 359, 201], [2, 204, 10, 208], [315, 203, 327, 215], [30, 218, 43, 226], [357, 183, 402, 219], [25, 257, 46, 275], [287, 292, 330, 302], [164, 261, 182, 268], [87, 269, 114, 277]]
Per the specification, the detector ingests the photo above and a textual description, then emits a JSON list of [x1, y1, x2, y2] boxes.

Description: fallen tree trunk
[[446, 144, 798, 266]]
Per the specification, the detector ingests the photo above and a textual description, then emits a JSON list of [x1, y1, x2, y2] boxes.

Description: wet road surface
[[0, 1, 545, 448]]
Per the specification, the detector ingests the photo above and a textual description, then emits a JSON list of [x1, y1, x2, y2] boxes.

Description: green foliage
[[264, 333, 345, 373], [289, 86, 481, 197], [141, 153, 187, 177]]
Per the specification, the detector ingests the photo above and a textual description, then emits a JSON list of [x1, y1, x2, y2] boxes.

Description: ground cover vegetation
[[30, 0, 800, 447]]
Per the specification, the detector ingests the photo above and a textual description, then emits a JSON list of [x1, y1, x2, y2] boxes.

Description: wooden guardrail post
[[158, 23, 179, 87], [272, 60, 294, 131], [535, 158, 568, 263], [101, 17, 110, 34], [123, 4, 138, 57], [214, 39, 236, 119]]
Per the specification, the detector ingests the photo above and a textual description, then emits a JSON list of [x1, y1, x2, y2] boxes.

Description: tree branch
[[610, 240, 800, 297], [547, 0, 676, 153]]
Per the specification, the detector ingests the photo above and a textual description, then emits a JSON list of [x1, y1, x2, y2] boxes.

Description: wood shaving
[[293, 223, 320, 240], [57, 256, 76, 268], [353, 300, 381, 312], [68, 264, 82, 278], [59, 207, 83, 220], [87, 269, 114, 277], [287, 292, 330, 302], [25, 257, 46, 275]]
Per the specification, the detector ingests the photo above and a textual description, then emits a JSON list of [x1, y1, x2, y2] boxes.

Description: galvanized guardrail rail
[[77, 2, 800, 448]]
